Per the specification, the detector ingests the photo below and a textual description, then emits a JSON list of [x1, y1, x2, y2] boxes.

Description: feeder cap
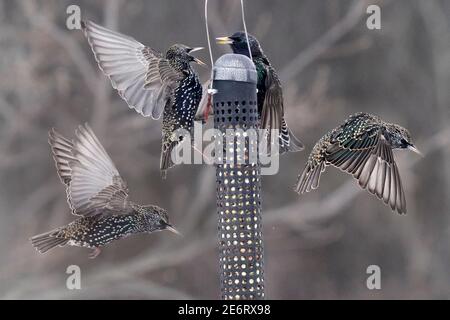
[[213, 53, 257, 84]]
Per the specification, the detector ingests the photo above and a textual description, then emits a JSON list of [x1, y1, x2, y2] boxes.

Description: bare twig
[[280, 0, 370, 83], [19, 1, 99, 93]]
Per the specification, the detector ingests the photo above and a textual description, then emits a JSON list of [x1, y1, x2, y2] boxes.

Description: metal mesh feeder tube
[[213, 53, 265, 300]]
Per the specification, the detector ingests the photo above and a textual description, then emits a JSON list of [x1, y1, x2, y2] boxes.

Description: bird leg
[[88, 247, 101, 259]]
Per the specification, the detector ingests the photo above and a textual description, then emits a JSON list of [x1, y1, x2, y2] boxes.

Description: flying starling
[[295, 112, 422, 214], [216, 32, 304, 154], [30, 124, 180, 259], [82, 20, 205, 177]]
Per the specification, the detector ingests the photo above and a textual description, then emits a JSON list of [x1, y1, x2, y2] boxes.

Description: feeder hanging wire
[[204, 0, 253, 95]]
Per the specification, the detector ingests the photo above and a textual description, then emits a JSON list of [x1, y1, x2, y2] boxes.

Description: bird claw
[[88, 247, 101, 259]]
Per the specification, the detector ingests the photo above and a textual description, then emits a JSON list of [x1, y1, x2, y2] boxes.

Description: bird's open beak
[[193, 57, 207, 67], [187, 47, 207, 67], [216, 36, 234, 45], [407, 144, 423, 157], [165, 225, 183, 236], [189, 47, 204, 53]]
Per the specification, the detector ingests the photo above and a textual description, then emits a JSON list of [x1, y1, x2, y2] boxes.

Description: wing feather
[[82, 20, 180, 120], [323, 114, 407, 214], [48, 129, 76, 186], [48, 124, 132, 217]]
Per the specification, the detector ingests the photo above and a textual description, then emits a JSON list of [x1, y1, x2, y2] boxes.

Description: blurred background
[[0, 0, 449, 299]]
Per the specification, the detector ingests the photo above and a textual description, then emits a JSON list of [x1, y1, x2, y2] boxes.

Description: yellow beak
[[216, 36, 234, 45]]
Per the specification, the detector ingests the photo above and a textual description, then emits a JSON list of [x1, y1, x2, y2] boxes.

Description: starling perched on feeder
[[81, 20, 205, 177], [216, 32, 303, 154], [30, 124, 180, 259], [295, 112, 422, 214]]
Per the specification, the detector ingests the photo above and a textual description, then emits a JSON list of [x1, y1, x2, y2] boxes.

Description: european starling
[[82, 20, 205, 177], [295, 112, 422, 214], [216, 32, 304, 154], [30, 124, 180, 258]]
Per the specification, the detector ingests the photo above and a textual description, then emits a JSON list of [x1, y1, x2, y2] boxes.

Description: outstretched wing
[[48, 124, 132, 217], [325, 115, 406, 214], [82, 20, 181, 119]]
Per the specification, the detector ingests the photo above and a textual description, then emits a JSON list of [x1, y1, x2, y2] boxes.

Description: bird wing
[[325, 117, 406, 214], [82, 20, 181, 120], [260, 65, 283, 132], [48, 124, 132, 217]]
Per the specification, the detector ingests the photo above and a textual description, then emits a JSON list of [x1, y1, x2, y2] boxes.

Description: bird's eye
[[400, 138, 408, 146]]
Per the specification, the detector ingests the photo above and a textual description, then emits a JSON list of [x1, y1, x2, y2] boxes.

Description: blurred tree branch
[[280, 0, 373, 82], [19, 1, 99, 93]]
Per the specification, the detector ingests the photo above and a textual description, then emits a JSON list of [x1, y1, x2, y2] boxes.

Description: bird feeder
[[213, 53, 265, 300]]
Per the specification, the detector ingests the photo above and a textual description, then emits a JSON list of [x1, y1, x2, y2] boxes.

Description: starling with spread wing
[[30, 124, 180, 258], [295, 112, 422, 214], [216, 32, 304, 154], [81, 20, 205, 177]]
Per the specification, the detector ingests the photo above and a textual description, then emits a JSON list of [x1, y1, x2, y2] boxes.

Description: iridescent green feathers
[[216, 32, 304, 154]]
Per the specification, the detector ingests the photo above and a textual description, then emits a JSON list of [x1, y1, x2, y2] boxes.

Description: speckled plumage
[[217, 32, 303, 154], [34, 205, 168, 252], [82, 21, 204, 177], [30, 125, 178, 258], [295, 112, 421, 214], [160, 46, 203, 178]]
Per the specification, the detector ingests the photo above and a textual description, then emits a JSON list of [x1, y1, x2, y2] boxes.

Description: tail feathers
[[279, 119, 304, 154], [160, 141, 178, 179], [282, 128, 304, 154], [30, 230, 68, 254]]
